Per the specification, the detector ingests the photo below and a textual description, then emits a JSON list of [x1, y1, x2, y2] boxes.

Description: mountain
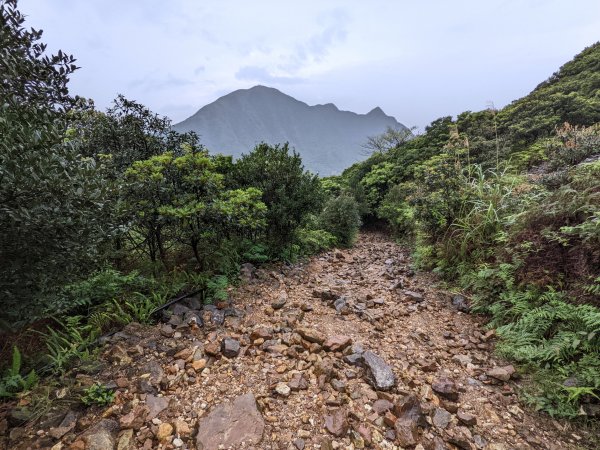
[[173, 85, 408, 175]]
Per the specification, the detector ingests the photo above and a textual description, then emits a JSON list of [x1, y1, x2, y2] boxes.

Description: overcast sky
[[18, 0, 600, 130]]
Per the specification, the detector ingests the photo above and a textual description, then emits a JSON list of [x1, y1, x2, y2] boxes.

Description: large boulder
[[196, 393, 264, 449]]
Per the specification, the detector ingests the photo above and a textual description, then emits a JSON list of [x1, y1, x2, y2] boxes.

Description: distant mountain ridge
[[173, 85, 408, 175]]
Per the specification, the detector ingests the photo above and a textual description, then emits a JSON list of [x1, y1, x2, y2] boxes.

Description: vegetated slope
[[173, 85, 409, 175], [499, 42, 600, 144], [331, 42, 600, 419]]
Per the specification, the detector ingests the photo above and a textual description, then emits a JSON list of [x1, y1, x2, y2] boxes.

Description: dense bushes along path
[[7, 233, 596, 450]]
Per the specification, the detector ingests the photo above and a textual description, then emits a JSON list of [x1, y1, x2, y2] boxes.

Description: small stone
[[160, 324, 174, 337], [288, 374, 309, 391], [116, 429, 134, 450], [372, 399, 394, 414], [487, 365, 515, 382], [275, 382, 291, 397], [404, 290, 424, 302], [296, 327, 325, 344], [119, 405, 148, 430], [324, 408, 348, 437], [451, 295, 470, 312], [432, 408, 451, 429], [221, 338, 240, 358], [146, 394, 169, 420], [174, 418, 191, 436], [457, 410, 477, 426], [362, 351, 396, 391], [293, 438, 305, 449], [204, 341, 221, 356], [323, 335, 352, 352], [192, 359, 207, 371], [196, 394, 264, 449], [157, 422, 173, 442], [172, 437, 184, 447], [431, 377, 459, 401], [272, 292, 288, 309]]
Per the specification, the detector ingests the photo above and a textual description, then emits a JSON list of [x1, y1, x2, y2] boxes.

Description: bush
[[377, 184, 416, 238], [233, 143, 323, 255], [297, 228, 338, 255], [319, 195, 362, 247]]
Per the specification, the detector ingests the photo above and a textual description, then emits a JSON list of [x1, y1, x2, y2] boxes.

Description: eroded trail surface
[[11, 233, 596, 450]]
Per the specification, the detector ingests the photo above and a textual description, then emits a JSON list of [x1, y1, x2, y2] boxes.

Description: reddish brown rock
[[323, 335, 352, 352], [324, 408, 348, 437], [195, 393, 264, 449], [296, 327, 325, 344], [431, 377, 459, 401], [457, 410, 477, 426]]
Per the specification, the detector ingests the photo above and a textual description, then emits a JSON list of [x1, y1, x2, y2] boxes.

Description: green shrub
[[377, 184, 416, 238], [319, 195, 362, 247], [297, 228, 338, 255], [233, 142, 323, 254]]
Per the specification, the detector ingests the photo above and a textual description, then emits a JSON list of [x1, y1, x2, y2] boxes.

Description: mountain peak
[[174, 88, 407, 175], [367, 106, 386, 116]]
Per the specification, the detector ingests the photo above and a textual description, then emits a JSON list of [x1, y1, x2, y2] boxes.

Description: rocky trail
[[5, 233, 597, 450]]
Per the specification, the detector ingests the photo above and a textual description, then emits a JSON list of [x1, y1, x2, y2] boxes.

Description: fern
[[0, 347, 38, 398]]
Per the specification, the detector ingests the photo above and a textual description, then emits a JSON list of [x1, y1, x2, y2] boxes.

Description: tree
[[0, 0, 113, 326], [362, 126, 414, 154], [124, 148, 267, 268], [233, 143, 323, 255]]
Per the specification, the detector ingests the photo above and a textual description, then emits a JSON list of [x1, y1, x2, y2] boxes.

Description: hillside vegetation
[[1, 0, 598, 428], [330, 42, 600, 418], [0, 0, 361, 397]]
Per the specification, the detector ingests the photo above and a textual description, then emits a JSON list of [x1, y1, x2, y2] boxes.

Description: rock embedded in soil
[[431, 377, 459, 401], [272, 291, 288, 309], [82, 419, 118, 450], [195, 393, 264, 449], [324, 408, 349, 437], [221, 337, 240, 358], [451, 294, 470, 313], [323, 335, 352, 352], [432, 407, 452, 429], [487, 365, 515, 382], [362, 350, 396, 390], [296, 326, 325, 344]]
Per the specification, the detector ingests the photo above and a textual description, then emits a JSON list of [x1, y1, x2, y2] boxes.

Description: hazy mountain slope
[[173, 85, 408, 175]]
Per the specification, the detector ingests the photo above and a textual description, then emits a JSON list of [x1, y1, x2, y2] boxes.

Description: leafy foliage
[[319, 195, 362, 247], [0, 1, 114, 326], [233, 142, 323, 255], [81, 383, 115, 406], [0, 347, 38, 398]]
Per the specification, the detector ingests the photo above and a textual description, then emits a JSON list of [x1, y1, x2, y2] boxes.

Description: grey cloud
[[235, 66, 304, 84], [281, 8, 349, 72], [129, 74, 194, 92]]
